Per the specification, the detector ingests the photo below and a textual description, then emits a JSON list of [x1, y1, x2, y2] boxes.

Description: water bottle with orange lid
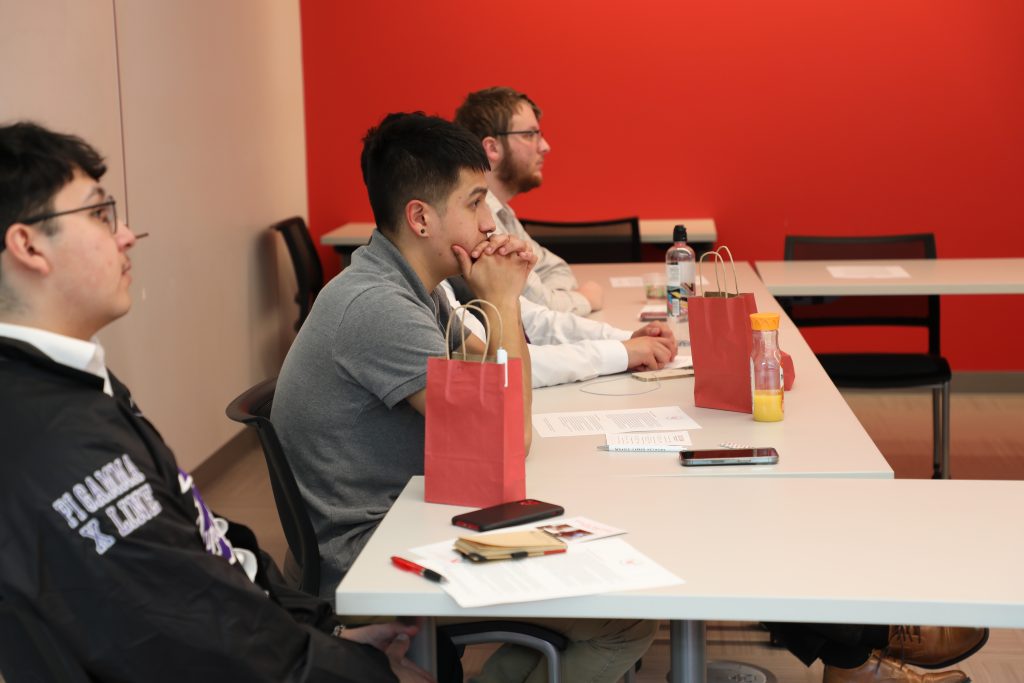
[[750, 312, 784, 422]]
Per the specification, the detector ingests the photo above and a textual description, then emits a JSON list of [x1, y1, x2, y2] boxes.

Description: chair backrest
[[225, 377, 321, 594], [782, 233, 941, 354], [273, 216, 324, 331], [0, 599, 91, 683], [519, 216, 641, 263]]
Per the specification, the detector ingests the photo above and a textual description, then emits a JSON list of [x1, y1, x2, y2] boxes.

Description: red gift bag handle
[[443, 299, 510, 390], [697, 245, 740, 297], [443, 299, 505, 362]]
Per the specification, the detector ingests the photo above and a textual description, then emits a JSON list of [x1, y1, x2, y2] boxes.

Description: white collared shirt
[[440, 282, 629, 388], [0, 322, 113, 396], [485, 190, 593, 315]]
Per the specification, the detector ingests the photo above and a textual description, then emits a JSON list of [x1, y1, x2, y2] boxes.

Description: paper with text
[[604, 431, 692, 452], [666, 355, 693, 369], [534, 406, 701, 438], [534, 516, 626, 544], [411, 537, 684, 608]]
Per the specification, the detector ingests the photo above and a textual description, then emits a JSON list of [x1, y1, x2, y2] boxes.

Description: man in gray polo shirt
[[274, 113, 534, 595], [273, 113, 657, 683]]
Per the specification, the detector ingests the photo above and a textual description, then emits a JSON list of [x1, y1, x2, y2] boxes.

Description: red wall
[[300, 0, 1024, 371]]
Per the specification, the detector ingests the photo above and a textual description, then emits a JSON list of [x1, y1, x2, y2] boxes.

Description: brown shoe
[[887, 626, 989, 669], [823, 653, 969, 683]]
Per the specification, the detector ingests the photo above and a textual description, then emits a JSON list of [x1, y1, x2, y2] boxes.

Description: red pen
[[391, 555, 446, 583]]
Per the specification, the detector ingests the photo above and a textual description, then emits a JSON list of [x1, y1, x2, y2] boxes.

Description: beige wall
[[0, 0, 305, 470]]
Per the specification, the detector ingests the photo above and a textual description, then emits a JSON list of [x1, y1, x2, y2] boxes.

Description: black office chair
[[519, 216, 642, 263], [273, 216, 324, 331], [225, 379, 572, 682], [0, 599, 91, 683], [780, 233, 952, 478], [225, 377, 321, 593]]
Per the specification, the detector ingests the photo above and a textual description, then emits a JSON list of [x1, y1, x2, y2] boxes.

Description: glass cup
[[643, 272, 667, 300]]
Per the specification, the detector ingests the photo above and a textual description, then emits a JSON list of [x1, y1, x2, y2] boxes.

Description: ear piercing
[[420, 228, 427, 235]]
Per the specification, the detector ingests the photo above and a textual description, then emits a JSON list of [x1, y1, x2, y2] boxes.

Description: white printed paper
[[481, 515, 626, 544], [534, 516, 627, 544], [826, 265, 910, 279], [604, 431, 692, 452], [534, 406, 701, 438], [410, 537, 684, 608], [667, 355, 693, 369], [610, 276, 644, 288]]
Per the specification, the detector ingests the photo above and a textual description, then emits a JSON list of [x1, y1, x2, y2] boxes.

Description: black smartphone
[[679, 447, 779, 466], [452, 499, 564, 532]]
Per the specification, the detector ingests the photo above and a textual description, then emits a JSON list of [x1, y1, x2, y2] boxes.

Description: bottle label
[[666, 288, 687, 319], [666, 264, 694, 299], [677, 262, 695, 291]]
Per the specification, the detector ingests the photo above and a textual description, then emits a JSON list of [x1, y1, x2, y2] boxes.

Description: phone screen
[[679, 448, 779, 466]]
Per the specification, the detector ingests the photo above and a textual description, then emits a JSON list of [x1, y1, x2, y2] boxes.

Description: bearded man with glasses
[[455, 86, 605, 316]]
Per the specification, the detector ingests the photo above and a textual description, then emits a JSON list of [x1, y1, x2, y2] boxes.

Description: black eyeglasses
[[18, 197, 119, 235], [2, 197, 149, 253], [495, 129, 544, 143]]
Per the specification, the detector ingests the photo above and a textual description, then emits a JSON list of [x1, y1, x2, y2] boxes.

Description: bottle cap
[[750, 312, 780, 331], [673, 225, 688, 243]]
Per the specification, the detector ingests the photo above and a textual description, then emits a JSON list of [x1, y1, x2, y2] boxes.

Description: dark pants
[[766, 623, 889, 669]]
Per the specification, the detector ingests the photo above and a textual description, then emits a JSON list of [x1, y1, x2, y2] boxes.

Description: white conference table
[[338, 476, 1024, 682], [755, 258, 1024, 296], [321, 219, 718, 261], [527, 262, 892, 481], [335, 261, 903, 682]]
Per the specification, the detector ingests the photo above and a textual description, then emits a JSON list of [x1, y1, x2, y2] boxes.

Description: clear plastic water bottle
[[665, 225, 695, 322], [750, 312, 784, 422]]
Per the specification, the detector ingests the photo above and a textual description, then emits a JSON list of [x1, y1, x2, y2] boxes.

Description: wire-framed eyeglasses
[[495, 129, 544, 143], [18, 197, 119, 234]]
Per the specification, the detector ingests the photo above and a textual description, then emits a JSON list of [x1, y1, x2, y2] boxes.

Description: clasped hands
[[453, 234, 536, 307], [624, 321, 678, 371]]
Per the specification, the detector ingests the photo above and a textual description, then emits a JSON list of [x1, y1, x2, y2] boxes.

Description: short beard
[[496, 147, 542, 196]]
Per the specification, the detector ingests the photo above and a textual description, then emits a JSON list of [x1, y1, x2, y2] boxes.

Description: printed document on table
[[534, 405, 701, 438], [410, 537, 684, 608], [610, 276, 644, 288], [667, 355, 693, 369], [480, 515, 626, 544], [826, 265, 910, 279], [603, 431, 692, 452], [533, 516, 626, 544]]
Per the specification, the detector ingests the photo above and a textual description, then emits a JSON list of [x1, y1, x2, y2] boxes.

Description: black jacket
[[0, 337, 396, 682]]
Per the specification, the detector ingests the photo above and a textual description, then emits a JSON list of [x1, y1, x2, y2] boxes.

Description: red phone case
[[452, 499, 564, 532]]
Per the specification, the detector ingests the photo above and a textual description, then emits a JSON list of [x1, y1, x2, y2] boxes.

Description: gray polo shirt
[[272, 230, 461, 597]]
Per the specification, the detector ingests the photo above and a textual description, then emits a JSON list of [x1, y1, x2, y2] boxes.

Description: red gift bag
[[689, 247, 795, 413], [424, 301, 526, 508]]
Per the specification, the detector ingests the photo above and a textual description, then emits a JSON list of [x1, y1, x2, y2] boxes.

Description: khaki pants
[[450, 617, 658, 683]]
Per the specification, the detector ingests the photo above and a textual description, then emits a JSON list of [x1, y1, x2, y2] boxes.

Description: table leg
[[670, 620, 776, 683], [407, 616, 438, 678], [670, 619, 706, 683]]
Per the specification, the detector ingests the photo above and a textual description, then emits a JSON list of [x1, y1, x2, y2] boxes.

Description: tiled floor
[[197, 388, 1024, 682]]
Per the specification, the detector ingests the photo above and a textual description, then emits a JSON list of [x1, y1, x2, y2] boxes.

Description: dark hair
[[454, 87, 542, 141], [0, 122, 107, 249], [360, 112, 489, 234]]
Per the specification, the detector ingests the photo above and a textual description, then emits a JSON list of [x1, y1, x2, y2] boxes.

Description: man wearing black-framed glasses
[[0, 121, 435, 683], [455, 86, 605, 316]]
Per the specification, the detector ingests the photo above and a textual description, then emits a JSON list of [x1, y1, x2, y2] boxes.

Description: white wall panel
[[0, 0, 127, 216], [1, 0, 306, 470]]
